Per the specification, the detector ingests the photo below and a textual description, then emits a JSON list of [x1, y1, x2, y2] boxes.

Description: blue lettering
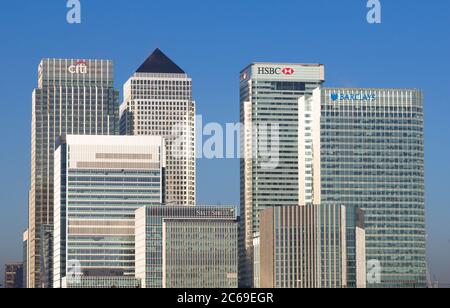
[[332, 93, 377, 102]]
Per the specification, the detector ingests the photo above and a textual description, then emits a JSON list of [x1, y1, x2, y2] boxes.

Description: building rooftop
[[136, 48, 185, 74]]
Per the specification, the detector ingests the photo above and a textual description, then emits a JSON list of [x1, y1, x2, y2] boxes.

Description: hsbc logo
[[68, 60, 88, 74], [257, 67, 295, 76], [282, 68, 295, 75]]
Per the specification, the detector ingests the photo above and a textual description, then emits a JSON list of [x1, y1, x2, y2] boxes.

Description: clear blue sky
[[0, 0, 449, 285]]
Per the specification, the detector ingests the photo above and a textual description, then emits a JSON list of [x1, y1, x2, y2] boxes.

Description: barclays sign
[[330, 93, 376, 102]]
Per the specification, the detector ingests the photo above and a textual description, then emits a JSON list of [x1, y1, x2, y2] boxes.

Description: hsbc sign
[[282, 68, 295, 75], [257, 67, 295, 76], [68, 60, 88, 74]]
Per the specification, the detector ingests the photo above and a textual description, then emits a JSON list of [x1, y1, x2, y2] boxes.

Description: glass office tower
[[239, 63, 325, 287], [29, 59, 119, 288], [53, 135, 165, 288], [302, 88, 426, 288]]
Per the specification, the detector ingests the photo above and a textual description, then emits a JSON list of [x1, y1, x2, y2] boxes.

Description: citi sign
[[258, 67, 295, 76], [68, 60, 88, 74], [330, 93, 376, 102]]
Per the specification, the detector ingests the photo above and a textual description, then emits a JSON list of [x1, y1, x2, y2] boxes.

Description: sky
[[0, 0, 449, 286]]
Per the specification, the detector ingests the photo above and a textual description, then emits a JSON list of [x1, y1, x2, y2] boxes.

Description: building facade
[[135, 205, 238, 288], [120, 49, 196, 206], [297, 88, 426, 287], [23, 230, 29, 288], [239, 63, 325, 287], [29, 59, 119, 288], [252, 234, 260, 288], [40, 225, 53, 288], [257, 204, 366, 288], [4, 263, 24, 288], [315, 88, 426, 288], [53, 135, 165, 288], [240, 61, 426, 288], [61, 276, 142, 288]]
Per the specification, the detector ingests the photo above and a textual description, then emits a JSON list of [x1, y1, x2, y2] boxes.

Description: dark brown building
[[4, 263, 24, 288]]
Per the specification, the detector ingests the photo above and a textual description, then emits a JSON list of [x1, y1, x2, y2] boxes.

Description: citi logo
[[68, 60, 88, 74], [257, 67, 295, 76]]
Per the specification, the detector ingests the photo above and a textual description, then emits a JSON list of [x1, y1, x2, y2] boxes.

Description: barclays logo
[[330, 93, 376, 102]]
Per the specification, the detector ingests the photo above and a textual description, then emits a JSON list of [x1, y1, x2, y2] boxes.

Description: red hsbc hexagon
[[282, 68, 295, 75]]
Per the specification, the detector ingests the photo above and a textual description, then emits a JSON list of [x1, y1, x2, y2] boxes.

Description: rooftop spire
[[136, 48, 185, 74]]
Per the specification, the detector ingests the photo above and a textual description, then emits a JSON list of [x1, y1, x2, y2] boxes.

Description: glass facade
[[29, 59, 119, 288], [320, 88, 426, 288], [62, 276, 142, 288], [135, 206, 238, 288], [53, 135, 165, 288], [244, 78, 426, 288], [164, 220, 238, 288], [239, 63, 325, 287]]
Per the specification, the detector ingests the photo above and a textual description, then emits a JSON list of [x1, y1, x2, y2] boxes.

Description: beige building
[[257, 204, 366, 288], [120, 49, 196, 206]]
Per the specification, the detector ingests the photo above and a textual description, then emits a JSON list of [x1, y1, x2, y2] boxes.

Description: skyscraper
[[239, 63, 325, 287], [29, 59, 119, 288], [240, 60, 426, 288], [301, 88, 426, 287], [53, 135, 165, 288], [120, 49, 196, 206]]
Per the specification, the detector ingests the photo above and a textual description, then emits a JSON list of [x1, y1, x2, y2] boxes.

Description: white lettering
[[67, 0, 82, 24], [68, 63, 88, 74], [367, 0, 382, 24]]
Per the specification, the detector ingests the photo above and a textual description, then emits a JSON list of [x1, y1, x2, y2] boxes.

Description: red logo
[[282, 68, 295, 75]]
